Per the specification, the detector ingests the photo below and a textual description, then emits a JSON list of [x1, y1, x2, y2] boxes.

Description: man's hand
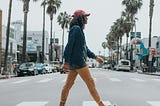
[[96, 56, 104, 64], [62, 63, 69, 72]]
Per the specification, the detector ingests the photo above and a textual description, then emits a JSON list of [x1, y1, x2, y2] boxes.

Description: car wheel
[[42, 69, 46, 74], [32, 70, 37, 76]]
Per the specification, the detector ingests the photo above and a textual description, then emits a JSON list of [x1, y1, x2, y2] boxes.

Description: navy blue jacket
[[64, 25, 96, 68]]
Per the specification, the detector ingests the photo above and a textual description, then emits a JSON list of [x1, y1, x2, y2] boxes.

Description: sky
[[0, 0, 160, 56]]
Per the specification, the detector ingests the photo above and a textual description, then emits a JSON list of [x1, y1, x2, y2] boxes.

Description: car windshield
[[20, 63, 34, 68], [121, 61, 129, 65], [35, 63, 43, 67]]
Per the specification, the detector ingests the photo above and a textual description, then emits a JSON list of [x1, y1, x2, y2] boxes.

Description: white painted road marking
[[36, 78, 52, 83], [12, 79, 31, 84], [62, 77, 97, 83], [130, 78, 145, 82], [109, 78, 121, 82], [83, 101, 112, 106], [147, 101, 160, 106], [152, 79, 160, 82], [16, 101, 48, 106], [0, 80, 8, 83]]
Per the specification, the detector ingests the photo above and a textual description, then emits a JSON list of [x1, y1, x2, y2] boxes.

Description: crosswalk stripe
[[12, 79, 31, 84], [16, 101, 48, 106], [109, 78, 121, 82], [147, 101, 160, 106], [130, 78, 145, 82], [152, 79, 160, 82], [62, 77, 97, 83], [36, 78, 52, 83], [82, 101, 112, 106], [0, 80, 8, 83]]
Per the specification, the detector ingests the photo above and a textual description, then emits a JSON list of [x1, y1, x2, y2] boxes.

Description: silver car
[[116, 59, 131, 71]]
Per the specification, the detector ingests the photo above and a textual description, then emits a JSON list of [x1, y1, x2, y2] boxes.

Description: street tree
[[46, 0, 61, 61], [41, 0, 47, 63], [3, 0, 13, 77], [121, 0, 143, 59], [57, 11, 72, 63], [20, 0, 39, 63], [148, 0, 154, 72]]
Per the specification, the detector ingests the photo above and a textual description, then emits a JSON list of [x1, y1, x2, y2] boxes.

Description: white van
[[116, 59, 130, 71]]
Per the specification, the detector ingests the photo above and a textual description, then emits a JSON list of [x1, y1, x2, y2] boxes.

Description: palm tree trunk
[[3, 0, 12, 77], [126, 33, 129, 60], [120, 37, 122, 59], [22, 12, 28, 63], [148, 0, 154, 72], [50, 20, 53, 61], [42, 3, 46, 63], [22, 0, 30, 63], [62, 29, 64, 64], [117, 37, 119, 64], [148, 0, 154, 48], [0, 10, 2, 74]]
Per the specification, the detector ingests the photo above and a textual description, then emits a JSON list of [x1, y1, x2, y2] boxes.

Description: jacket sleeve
[[63, 26, 80, 63], [86, 46, 97, 59]]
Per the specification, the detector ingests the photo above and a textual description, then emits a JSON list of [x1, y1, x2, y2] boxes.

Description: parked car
[[17, 62, 38, 76], [116, 59, 131, 71], [43, 63, 53, 73], [50, 61, 61, 72], [102, 64, 112, 69], [35, 63, 46, 74]]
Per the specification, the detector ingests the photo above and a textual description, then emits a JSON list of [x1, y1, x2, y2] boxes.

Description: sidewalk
[[0, 74, 16, 79], [137, 70, 160, 76]]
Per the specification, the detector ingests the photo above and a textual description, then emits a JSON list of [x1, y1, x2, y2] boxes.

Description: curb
[[137, 72, 160, 76], [0, 75, 16, 79]]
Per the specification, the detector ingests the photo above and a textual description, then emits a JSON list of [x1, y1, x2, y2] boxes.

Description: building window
[[28, 37, 32, 40]]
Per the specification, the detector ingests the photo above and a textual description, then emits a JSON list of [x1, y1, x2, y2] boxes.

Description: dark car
[[17, 62, 38, 76], [35, 63, 46, 74]]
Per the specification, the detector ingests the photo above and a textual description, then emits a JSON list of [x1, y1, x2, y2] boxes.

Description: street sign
[[151, 49, 156, 55]]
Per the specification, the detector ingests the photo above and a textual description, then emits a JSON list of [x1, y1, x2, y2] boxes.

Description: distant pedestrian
[[59, 10, 106, 106]]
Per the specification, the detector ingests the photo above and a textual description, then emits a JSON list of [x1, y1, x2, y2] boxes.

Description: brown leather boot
[[59, 102, 65, 106]]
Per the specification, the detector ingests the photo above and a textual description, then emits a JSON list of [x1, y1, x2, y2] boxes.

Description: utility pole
[[0, 9, 2, 74]]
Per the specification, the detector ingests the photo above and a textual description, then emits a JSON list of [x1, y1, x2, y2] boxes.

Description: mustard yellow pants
[[60, 66, 105, 106]]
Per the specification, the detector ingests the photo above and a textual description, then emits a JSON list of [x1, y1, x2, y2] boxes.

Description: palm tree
[[148, 0, 154, 48], [0, 10, 2, 74], [57, 11, 72, 63], [121, 11, 132, 59], [3, 0, 13, 77], [148, 0, 154, 72], [121, 0, 143, 59], [46, 0, 61, 62], [20, 0, 39, 63], [41, 0, 47, 63], [122, 0, 143, 22]]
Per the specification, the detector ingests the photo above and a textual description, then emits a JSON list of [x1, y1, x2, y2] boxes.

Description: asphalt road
[[0, 68, 160, 106]]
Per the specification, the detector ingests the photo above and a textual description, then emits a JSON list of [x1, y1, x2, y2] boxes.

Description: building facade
[[1, 20, 50, 65]]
